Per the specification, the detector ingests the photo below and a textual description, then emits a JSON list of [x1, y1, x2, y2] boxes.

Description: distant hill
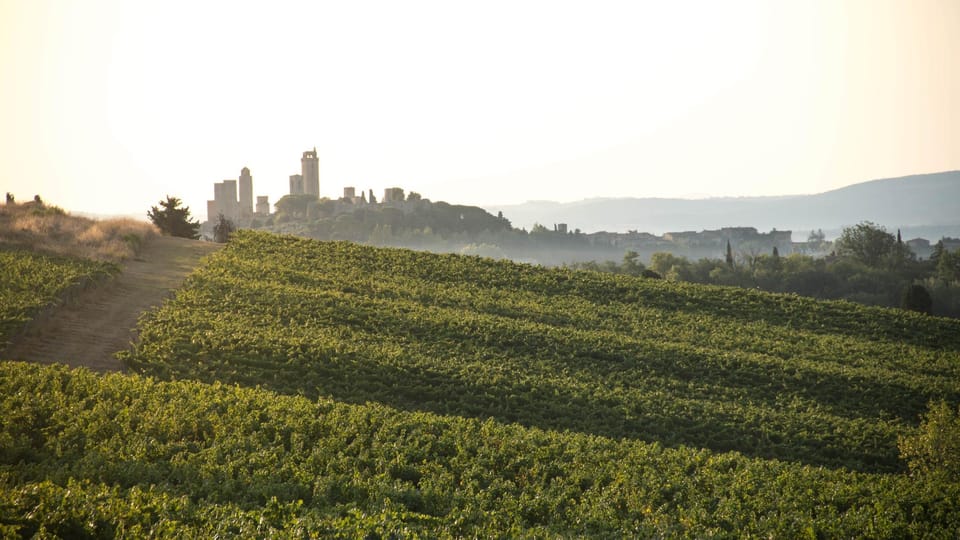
[[488, 171, 960, 239]]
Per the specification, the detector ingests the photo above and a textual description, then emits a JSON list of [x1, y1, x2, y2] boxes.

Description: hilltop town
[[200, 148, 816, 264], [201, 148, 432, 238]]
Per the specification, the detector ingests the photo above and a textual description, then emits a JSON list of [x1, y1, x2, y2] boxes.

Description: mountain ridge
[[487, 171, 960, 238]]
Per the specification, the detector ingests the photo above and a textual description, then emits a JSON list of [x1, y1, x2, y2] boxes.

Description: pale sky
[[1, 0, 958, 220]]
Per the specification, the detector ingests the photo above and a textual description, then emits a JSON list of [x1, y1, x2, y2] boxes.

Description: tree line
[[570, 222, 960, 318], [144, 197, 960, 317]]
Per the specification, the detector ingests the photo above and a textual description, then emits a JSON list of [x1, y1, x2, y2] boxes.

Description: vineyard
[[3, 229, 960, 535], [121, 231, 960, 473], [2, 361, 959, 537], [0, 248, 116, 347]]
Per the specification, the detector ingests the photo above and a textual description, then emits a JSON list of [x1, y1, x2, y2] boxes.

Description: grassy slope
[[0, 201, 156, 262], [0, 199, 155, 347]]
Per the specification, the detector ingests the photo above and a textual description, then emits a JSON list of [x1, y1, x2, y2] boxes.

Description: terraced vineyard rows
[[2, 362, 958, 537], [0, 248, 116, 346], [5, 231, 960, 535], [121, 231, 960, 473]]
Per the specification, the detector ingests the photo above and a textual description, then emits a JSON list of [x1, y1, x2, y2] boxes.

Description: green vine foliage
[[0, 248, 116, 347], [121, 231, 960, 473], [2, 362, 959, 537], [899, 400, 960, 481], [3, 230, 960, 535]]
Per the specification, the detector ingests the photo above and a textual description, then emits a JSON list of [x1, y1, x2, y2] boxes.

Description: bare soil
[[3, 235, 222, 372]]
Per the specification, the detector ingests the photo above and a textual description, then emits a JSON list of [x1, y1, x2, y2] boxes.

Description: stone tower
[[213, 180, 239, 222], [301, 148, 319, 197], [289, 174, 304, 195], [256, 196, 270, 216], [238, 167, 253, 218]]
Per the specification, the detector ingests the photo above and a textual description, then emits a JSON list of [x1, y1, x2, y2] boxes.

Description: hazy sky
[[2, 0, 958, 220]]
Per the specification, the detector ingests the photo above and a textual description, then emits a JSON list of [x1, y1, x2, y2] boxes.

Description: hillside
[[0, 199, 222, 372], [3, 361, 958, 537], [488, 171, 960, 236], [0, 198, 157, 262], [119, 231, 960, 472], [0, 248, 116, 348], [3, 230, 960, 535], [2, 236, 222, 372]]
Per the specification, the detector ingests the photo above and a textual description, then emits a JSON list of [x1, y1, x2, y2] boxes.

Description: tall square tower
[[301, 148, 319, 196], [238, 167, 253, 217]]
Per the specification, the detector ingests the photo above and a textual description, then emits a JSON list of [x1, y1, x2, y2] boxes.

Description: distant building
[[341, 186, 365, 204], [555, 223, 568, 234], [383, 187, 405, 203], [662, 227, 793, 257], [301, 148, 319, 196], [943, 237, 960, 253], [289, 174, 304, 195], [906, 238, 931, 259], [205, 166, 263, 225], [209, 179, 239, 222], [256, 196, 270, 216], [238, 167, 253, 218], [206, 200, 218, 223]]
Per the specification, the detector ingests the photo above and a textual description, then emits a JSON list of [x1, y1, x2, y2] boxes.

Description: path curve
[[4, 236, 222, 372]]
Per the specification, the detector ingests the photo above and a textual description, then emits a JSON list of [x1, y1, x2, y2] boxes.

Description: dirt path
[[4, 236, 222, 372]]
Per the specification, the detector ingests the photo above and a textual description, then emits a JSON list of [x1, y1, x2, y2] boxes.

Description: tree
[[937, 249, 960, 283], [931, 240, 945, 263], [274, 194, 318, 219], [621, 250, 644, 276], [725, 240, 734, 266], [650, 252, 692, 281], [834, 221, 896, 267], [5, 192, 14, 204], [147, 196, 200, 239], [901, 284, 933, 314], [213, 213, 236, 243]]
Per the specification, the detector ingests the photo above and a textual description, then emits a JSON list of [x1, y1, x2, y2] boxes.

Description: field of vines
[[2, 361, 959, 537], [121, 231, 960, 473], [0, 248, 115, 347], [3, 230, 960, 535]]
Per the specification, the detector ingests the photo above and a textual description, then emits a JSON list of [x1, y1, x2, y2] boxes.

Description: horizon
[[12, 167, 960, 237], [38, 168, 960, 223], [2, 1, 959, 219]]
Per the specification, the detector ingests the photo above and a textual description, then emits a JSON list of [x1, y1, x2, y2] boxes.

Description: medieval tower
[[238, 167, 253, 218], [301, 148, 319, 196]]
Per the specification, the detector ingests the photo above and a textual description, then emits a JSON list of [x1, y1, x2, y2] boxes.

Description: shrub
[[899, 400, 960, 480]]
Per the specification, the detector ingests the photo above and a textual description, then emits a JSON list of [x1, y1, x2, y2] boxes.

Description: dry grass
[[0, 201, 158, 262]]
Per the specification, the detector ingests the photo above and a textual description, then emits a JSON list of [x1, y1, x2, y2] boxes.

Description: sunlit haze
[[2, 0, 958, 220]]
